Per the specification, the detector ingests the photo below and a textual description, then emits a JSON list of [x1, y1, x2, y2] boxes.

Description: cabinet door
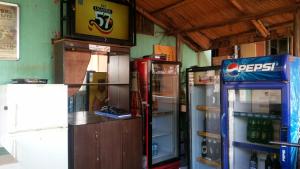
[[99, 120, 122, 169], [122, 118, 142, 169], [73, 124, 98, 169]]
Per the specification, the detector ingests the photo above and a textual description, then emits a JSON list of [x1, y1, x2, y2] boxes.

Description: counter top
[[68, 111, 136, 125]]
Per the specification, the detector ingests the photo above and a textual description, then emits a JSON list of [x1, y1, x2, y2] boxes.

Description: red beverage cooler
[[131, 58, 180, 169]]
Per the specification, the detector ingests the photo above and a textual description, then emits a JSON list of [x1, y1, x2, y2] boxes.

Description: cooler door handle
[[221, 113, 226, 138]]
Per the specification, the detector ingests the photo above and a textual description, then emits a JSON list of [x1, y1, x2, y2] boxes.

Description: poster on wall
[[0, 2, 19, 60]]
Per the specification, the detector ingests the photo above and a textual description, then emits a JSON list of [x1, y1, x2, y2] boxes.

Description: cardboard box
[[154, 45, 176, 61], [212, 55, 231, 66]]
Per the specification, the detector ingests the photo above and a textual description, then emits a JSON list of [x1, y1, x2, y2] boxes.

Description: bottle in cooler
[[249, 152, 258, 169], [272, 153, 280, 169], [248, 118, 257, 142], [260, 119, 268, 144], [207, 138, 214, 160], [201, 138, 208, 158], [256, 118, 262, 143], [265, 154, 272, 169]]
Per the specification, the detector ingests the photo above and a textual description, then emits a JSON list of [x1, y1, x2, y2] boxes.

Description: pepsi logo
[[227, 63, 239, 76]]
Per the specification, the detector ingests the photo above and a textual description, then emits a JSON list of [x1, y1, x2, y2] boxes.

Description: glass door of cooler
[[188, 69, 221, 169], [151, 63, 179, 165], [227, 88, 282, 169]]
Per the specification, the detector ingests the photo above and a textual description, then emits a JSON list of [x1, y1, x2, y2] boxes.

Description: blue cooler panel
[[221, 55, 288, 82], [286, 56, 300, 169]]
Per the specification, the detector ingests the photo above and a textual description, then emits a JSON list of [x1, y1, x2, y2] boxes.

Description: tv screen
[[64, 0, 135, 46]]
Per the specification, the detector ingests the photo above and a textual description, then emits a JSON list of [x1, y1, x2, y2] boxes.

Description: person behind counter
[[92, 79, 108, 111]]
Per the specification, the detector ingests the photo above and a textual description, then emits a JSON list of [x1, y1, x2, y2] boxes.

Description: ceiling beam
[[135, 5, 201, 51], [151, 0, 194, 15], [178, 34, 201, 52], [187, 32, 212, 49], [215, 21, 293, 41], [229, 0, 270, 38], [211, 24, 293, 49], [170, 4, 299, 34], [136, 5, 170, 31], [250, 20, 270, 38]]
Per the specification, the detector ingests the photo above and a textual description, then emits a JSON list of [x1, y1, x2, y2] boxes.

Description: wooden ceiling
[[136, 0, 299, 51]]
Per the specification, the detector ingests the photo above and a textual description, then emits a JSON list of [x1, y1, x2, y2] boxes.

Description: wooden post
[[176, 34, 182, 62], [294, 8, 300, 56]]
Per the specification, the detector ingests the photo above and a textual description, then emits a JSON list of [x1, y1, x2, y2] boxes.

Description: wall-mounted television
[[61, 0, 136, 46]]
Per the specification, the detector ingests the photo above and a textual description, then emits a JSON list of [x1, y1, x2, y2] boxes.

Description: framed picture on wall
[[0, 2, 19, 60]]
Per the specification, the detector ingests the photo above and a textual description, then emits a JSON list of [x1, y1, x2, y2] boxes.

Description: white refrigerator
[[0, 84, 68, 169]]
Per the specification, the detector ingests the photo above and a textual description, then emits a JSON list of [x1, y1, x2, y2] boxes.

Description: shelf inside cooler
[[152, 129, 171, 138], [233, 111, 281, 120], [196, 105, 220, 113], [152, 150, 172, 160], [152, 94, 176, 99], [153, 111, 173, 117], [197, 157, 221, 168], [197, 131, 221, 139], [193, 82, 215, 85], [233, 141, 280, 153]]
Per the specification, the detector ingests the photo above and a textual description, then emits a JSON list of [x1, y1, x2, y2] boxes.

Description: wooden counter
[[68, 112, 142, 169]]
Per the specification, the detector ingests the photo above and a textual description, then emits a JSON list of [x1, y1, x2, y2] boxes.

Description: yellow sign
[[75, 0, 129, 40]]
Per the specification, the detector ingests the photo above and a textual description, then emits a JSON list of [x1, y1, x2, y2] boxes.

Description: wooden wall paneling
[[176, 34, 182, 62], [53, 41, 64, 84], [240, 43, 256, 58], [294, 8, 300, 56], [256, 41, 266, 56]]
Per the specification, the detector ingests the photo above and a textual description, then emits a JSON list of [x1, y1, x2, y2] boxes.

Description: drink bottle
[[212, 113, 217, 133], [247, 118, 252, 141], [249, 118, 257, 142], [266, 120, 274, 143], [207, 138, 213, 159], [201, 138, 208, 158], [260, 120, 268, 144], [212, 139, 218, 160], [265, 154, 272, 169], [272, 153, 280, 169], [249, 152, 258, 169], [207, 113, 212, 133], [256, 118, 262, 143]]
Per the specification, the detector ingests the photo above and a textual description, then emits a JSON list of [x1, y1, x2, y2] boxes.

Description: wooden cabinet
[[69, 118, 142, 169], [122, 119, 142, 169]]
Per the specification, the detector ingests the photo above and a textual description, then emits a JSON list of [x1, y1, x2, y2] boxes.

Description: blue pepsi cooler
[[223, 55, 287, 81], [221, 55, 300, 169]]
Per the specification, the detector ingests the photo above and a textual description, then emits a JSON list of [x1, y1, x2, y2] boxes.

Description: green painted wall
[[181, 44, 198, 70], [0, 0, 59, 84], [130, 25, 176, 58], [198, 50, 212, 67], [131, 25, 211, 71], [0, 2, 209, 85]]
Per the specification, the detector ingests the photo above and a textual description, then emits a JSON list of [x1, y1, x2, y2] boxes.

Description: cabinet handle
[[3, 106, 8, 110]]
